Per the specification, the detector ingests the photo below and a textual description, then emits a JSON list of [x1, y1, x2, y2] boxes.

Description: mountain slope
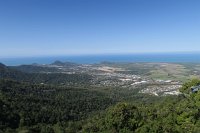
[[10, 65, 58, 73], [0, 63, 92, 85], [51, 60, 78, 67]]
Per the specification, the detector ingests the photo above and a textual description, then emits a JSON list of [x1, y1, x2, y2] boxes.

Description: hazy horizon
[[1, 51, 200, 59], [1, 52, 200, 66]]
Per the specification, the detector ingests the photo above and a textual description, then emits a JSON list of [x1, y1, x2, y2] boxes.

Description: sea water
[[1, 53, 200, 66]]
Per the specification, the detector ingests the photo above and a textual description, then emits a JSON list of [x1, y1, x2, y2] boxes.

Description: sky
[[0, 0, 200, 58]]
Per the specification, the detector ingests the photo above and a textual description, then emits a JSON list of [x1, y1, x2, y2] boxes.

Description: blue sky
[[0, 0, 200, 57]]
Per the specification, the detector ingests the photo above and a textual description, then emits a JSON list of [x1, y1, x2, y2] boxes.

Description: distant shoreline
[[1, 53, 200, 66]]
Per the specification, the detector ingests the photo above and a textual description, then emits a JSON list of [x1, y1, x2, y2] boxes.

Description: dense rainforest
[[83, 81, 200, 133], [1, 63, 200, 132], [0, 79, 116, 133]]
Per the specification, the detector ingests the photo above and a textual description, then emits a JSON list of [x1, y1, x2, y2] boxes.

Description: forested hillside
[[1, 62, 200, 133], [0, 63, 92, 85], [82, 79, 200, 133], [10, 65, 58, 73], [0, 79, 116, 133], [10, 61, 78, 73], [1, 78, 200, 132]]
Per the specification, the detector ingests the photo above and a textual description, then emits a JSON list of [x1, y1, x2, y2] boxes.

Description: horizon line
[[1, 51, 200, 59]]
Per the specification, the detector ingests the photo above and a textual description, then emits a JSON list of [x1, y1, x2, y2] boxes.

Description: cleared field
[[101, 62, 200, 82]]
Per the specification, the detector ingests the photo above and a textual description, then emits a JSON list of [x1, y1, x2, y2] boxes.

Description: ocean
[[1, 53, 200, 66]]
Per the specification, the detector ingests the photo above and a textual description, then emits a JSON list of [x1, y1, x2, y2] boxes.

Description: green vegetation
[[0, 79, 115, 132], [10, 65, 59, 73], [1, 79, 200, 132], [0, 64, 92, 85], [82, 79, 200, 133], [2, 62, 200, 132], [102, 62, 200, 82]]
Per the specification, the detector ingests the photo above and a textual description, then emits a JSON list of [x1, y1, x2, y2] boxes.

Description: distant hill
[[10, 60, 79, 73], [0, 63, 91, 85], [0, 62, 28, 79], [0, 63, 7, 72], [51, 60, 78, 67], [0, 63, 6, 68], [10, 65, 58, 73]]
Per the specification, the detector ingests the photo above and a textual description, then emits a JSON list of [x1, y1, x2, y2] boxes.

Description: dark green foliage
[[2, 62, 200, 133], [180, 78, 200, 94], [3, 78, 200, 132], [0, 64, 92, 85], [10, 65, 58, 73], [104, 103, 142, 132], [0, 98, 20, 130], [81, 79, 200, 132], [0, 79, 115, 132], [82, 89, 200, 133]]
